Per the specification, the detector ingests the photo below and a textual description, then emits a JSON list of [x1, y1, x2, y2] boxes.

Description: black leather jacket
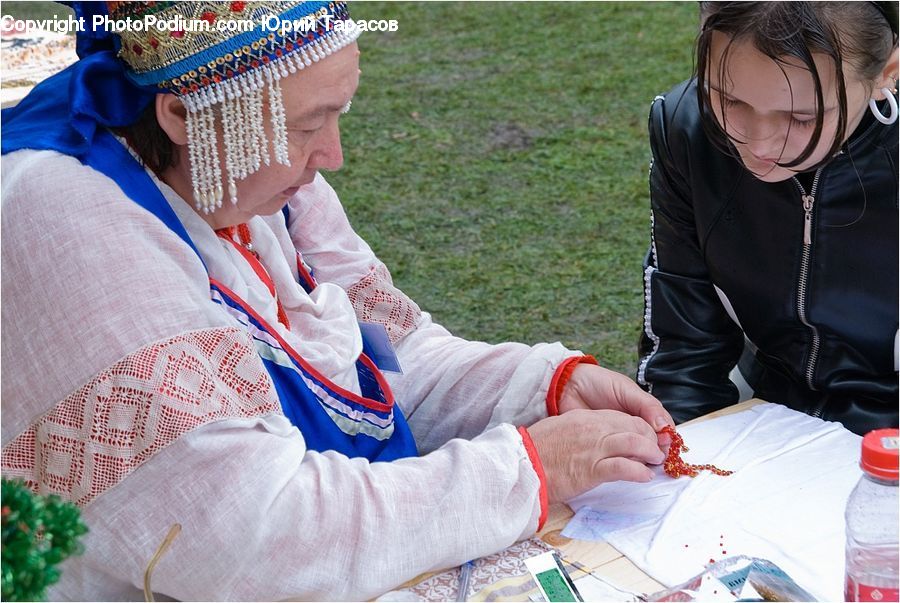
[[637, 79, 898, 436]]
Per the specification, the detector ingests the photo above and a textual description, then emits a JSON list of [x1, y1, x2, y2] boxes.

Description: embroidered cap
[[105, 1, 361, 213]]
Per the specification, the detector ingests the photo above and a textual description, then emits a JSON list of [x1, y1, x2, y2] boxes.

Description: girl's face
[[707, 31, 874, 183]]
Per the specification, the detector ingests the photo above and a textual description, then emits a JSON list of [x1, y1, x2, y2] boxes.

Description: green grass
[[330, 2, 699, 373]]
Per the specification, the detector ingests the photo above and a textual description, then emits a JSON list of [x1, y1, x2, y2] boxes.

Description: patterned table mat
[[382, 538, 575, 602]]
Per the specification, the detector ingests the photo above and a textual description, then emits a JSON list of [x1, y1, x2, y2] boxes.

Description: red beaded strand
[[659, 425, 733, 478]]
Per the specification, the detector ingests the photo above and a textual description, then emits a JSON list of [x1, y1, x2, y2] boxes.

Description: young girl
[[637, 1, 898, 435]]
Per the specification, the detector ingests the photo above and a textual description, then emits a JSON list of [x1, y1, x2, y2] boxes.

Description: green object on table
[[535, 568, 580, 602], [1, 478, 88, 601]]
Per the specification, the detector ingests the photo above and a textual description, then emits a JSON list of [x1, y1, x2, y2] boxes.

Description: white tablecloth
[[566, 403, 862, 601]]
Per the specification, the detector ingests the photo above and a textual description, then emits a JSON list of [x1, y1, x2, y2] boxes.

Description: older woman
[[1, 1, 670, 600]]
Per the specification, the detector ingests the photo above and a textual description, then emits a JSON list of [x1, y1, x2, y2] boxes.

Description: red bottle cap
[[860, 428, 899, 480]]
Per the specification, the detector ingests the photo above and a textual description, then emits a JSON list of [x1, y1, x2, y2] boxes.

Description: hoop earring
[[869, 88, 898, 125]]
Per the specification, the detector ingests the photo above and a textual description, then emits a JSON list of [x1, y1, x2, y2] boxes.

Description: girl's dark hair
[[111, 101, 178, 177], [696, 1, 898, 170]]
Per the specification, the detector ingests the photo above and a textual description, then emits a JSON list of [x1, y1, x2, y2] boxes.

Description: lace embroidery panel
[[346, 263, 422, 344], [1, 328, 280, 507]]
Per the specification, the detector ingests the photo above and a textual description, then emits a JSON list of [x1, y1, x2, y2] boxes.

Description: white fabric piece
[[283, 176, 382, 290], [572, 573, 642, 602], [1, 148, 578, 600], [388, 319, 571, 453], [567, 404, 861, 602]]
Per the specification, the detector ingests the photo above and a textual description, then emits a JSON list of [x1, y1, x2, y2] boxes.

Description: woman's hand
[[520, 364, 676, 503], [526, 409, 666, 503], [558, 364, 674, 434]]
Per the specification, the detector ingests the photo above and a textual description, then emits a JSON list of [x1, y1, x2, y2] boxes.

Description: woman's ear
[[155, 93, 188, 145], [874, 46, 899, 99]]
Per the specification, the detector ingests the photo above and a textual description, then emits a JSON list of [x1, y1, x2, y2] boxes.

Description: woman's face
[[198, 42, 360, 228], [707, 32, 873, 183]]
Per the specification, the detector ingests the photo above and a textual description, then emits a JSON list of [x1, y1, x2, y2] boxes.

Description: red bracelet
[[546, 355, 599, 416]]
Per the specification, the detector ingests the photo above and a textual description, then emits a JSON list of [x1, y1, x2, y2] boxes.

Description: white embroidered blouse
[[1, 148, 578, 601]]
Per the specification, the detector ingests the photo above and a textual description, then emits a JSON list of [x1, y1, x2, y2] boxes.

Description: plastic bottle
[[844, 428, 899, 602]]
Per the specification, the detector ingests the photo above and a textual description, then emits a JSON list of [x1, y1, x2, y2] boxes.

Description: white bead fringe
[[180, 26, 361, 214]]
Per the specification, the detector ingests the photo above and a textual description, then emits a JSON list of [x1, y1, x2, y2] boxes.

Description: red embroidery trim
[[216, 226, 291, 331], [517, 425, 548, 530], [295, 251, 317, 290], [546, 355, 599, 416], [210, 278, 396, 413]]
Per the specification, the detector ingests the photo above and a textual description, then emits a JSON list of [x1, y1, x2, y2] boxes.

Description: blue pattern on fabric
[[210, 283, 418, 460]]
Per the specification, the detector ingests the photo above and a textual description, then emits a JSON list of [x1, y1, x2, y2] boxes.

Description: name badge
[[358, 322, 403, 373]]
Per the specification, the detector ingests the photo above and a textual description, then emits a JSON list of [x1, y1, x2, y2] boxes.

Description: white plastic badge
[[358, 322, 403, 373]]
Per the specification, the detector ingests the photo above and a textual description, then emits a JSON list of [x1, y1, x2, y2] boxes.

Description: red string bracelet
[[659, 425, 733, 478]]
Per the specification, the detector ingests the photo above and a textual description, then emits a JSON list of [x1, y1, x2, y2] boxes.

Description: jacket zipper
[[792, 169, 823, 396]]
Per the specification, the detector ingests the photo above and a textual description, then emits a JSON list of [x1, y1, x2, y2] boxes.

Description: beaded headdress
[[108, 1, 361, 213]]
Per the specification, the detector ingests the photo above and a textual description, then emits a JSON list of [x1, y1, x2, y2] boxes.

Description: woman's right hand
[[525, 409, 665, 504]]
